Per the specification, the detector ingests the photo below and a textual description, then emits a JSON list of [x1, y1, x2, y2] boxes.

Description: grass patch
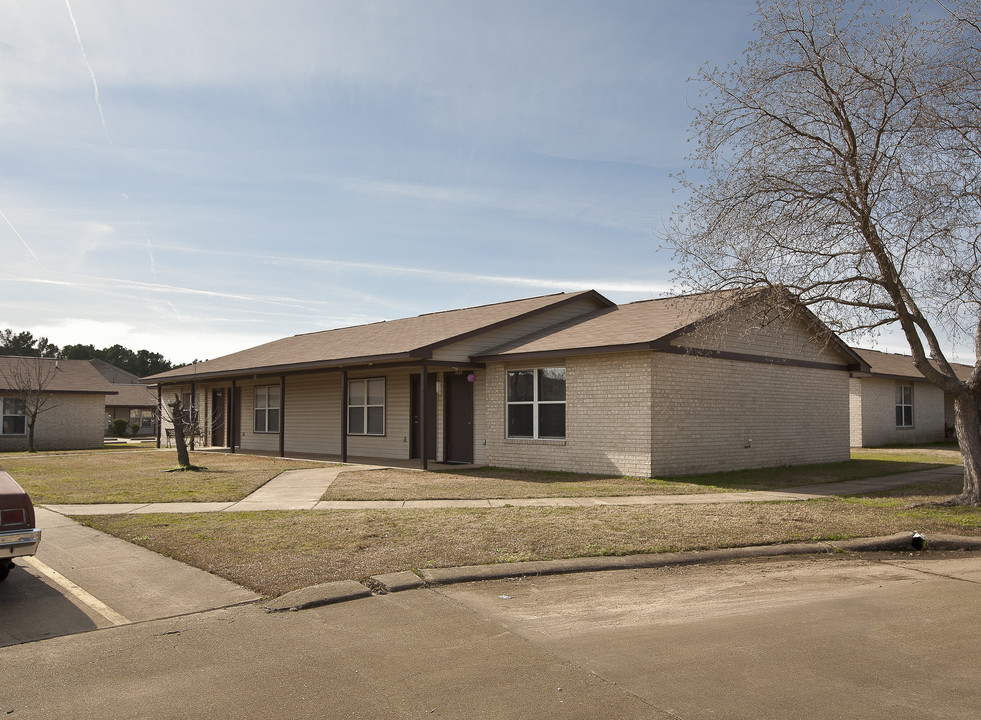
[[323, 446, 964, 500], [323, 466, 715, 501], [675, 446, 962, 491], [78, 473, 981, 597], [1, 450, 324, 503]]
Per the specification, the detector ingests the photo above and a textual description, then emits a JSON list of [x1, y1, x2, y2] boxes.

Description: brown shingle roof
[[145, 291, 612, 382], [852, 347, 975, 382], [473, 290, 750, 359], [0, 357, 117, 395], [106, 384, 157, 408]]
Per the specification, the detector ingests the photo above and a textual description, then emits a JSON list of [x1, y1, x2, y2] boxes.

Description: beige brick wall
[[849, 378, 864, 446], [677, 304, 849, 366], [0, 393, 106, 451], [650, 353, 849, 476], [851, 377, 947, 447], [484, 352, 654, 477], [483, 347, 849, 478]]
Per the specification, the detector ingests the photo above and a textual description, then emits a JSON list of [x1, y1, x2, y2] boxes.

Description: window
[[348, 378, 385, 436], [1, 398, 26, 436], [254, 385, 281, 433], [130, 409, 155, 429], [896, 384, 913, 428], [507, 367, 566, 439]]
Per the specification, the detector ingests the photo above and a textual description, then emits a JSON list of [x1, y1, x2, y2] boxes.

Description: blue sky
[[3, 0, 943, 365]]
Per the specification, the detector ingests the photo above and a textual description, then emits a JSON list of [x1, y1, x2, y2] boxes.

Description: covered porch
[[152, 360, 483, 471]]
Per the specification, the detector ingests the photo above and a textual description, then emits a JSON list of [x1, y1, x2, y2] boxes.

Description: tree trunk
[[168, 397, 192, 469], [953, 391, 981, 505]]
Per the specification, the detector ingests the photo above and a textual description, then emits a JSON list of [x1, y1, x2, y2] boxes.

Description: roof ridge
[[286, 291, 590, 339], [413, 291, 578, 318]]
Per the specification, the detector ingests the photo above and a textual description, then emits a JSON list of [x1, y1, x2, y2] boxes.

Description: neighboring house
[[143, 288, 867, 477], [0, 356, 117, 452], [90, 360, 158, 437], [849, 348, 975, 447]]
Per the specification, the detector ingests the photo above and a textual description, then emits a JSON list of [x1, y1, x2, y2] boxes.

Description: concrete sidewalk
[[41, 464, 965, 516], [29, 507, 261, 624]]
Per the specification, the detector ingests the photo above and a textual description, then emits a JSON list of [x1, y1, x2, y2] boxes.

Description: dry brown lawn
[[78, 474, 981, 598], [323, 467, 718, 500], [1, 450, 324, 503]]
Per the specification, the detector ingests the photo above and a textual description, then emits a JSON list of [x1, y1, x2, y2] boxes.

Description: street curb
[[264, 579, 372, 612], [271, 532, 981, 610]]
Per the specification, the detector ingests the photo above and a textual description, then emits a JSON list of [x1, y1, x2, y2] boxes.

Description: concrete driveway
[[2, 551, 979, 719], [0, 508, 260, 647]]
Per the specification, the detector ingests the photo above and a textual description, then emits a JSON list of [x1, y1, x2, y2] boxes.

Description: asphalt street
[[3, 550, 980, 719]]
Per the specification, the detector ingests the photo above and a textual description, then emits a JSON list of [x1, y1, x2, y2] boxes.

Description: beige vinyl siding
[[345, 370, 413, 460], [283, 373, 342, 456], [649, 353, 849, 476], [239, 380, 280, 454]]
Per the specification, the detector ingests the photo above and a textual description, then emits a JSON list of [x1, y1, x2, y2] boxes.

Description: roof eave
[[142, 352, 427, 385]]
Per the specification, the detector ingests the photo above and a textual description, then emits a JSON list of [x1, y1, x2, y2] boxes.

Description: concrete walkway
[[41, 464, 964, 516]]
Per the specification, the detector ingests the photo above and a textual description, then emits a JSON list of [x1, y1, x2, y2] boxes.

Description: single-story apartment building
[[91, 360, 158, 437], [0, 356, 117, 452], [849, 347, 975, 447], [144, 288, 868, 477]]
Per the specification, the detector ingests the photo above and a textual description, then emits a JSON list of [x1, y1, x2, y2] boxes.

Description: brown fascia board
[[474, 341, 656, 364], [143, 352, 422, 385], [411, 289, 615, 358]]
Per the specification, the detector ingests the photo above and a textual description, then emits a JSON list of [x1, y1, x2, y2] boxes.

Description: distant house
[[144, 288, 867, 477], [0, 357, 117, 451], [90, 360, 158, 437], [849, 348, 974, 447]]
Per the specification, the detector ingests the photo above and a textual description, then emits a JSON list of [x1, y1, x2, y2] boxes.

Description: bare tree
[[665, 0, 981, 503], [0, 357, 61, 452], [162, 394, 202, 470]]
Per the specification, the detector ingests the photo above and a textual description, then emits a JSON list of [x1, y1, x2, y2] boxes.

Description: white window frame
[[506, 367, 566, 440], [896, 384, 913, 428], [254, 385, 281, 434], [348, 378, 386, 436], [1, 397, 26, 436]]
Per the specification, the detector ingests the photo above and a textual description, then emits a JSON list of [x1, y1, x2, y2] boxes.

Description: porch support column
[[230, 379, 237, 453], [156, 386, 162, 449], [340, 370, 348, 463], [420, 361, 429, 471], [279, 375, 286, 458]]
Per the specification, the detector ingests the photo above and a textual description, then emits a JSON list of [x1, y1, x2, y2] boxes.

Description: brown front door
[[410, 373, 438, 461], [444, 372, 474, 464], [212, 389, 227, 446]]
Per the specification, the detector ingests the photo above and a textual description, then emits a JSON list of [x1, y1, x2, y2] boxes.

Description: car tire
[[0, 560, 12, 582]]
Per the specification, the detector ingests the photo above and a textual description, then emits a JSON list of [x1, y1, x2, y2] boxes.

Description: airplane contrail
[[137, 219, 157, 277], [64, 0, 110, 142], [0, 207, 43, 268]]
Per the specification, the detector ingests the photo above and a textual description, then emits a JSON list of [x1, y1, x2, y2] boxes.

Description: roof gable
[[852, 347, 974, 382], [0, 357, 118, 395], [475, 288, 864, 369]]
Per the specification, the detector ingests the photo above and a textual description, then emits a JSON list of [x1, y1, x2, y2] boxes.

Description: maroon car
[[0, 467, 41, 582]]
